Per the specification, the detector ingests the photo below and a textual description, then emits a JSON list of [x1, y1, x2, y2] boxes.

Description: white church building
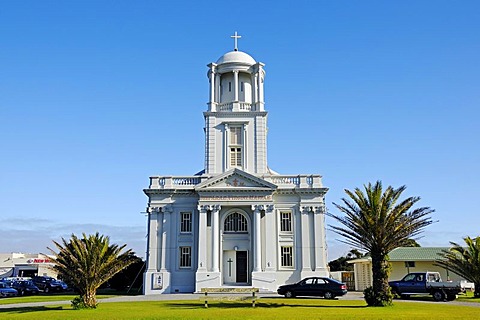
[[143, 34, 329, 294]]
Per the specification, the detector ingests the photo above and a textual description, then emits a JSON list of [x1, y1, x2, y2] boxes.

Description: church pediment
[[195, 168, 277, 191]]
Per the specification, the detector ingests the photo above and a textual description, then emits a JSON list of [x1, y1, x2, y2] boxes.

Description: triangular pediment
[[195, 169, 277, 191]]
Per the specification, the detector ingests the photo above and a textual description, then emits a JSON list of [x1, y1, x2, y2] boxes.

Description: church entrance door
[[222, 250, 249, 284], [236, 251, 248, 283]]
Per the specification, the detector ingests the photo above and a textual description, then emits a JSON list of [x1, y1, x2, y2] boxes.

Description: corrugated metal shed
[[388, 247, 448, 261]]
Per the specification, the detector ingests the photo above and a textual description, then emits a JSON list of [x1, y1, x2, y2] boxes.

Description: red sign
[[27, 258, 52, 264]]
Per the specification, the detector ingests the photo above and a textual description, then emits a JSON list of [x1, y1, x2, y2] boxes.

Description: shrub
[[364, 286, 394, 307]]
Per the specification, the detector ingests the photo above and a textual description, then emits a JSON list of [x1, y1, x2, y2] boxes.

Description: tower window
[[229, 126, 242, 167], [241, 82, 244, 92], [229, 82, 231, 92]]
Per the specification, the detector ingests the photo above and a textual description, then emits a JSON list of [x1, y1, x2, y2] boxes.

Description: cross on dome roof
[[231, 31, 241, 51]]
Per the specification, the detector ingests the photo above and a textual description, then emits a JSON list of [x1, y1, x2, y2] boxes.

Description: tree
[[329, 249, 364, 272], [328, 181, 434, 306], [107, 253, 145, 292], [435, 236, 480, 298], [49, 233, 136, 309], [403, 239, 421, 247]]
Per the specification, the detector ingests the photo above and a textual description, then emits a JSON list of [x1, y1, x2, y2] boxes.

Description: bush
[[363, 286, 394, 307], [71, 296, 97, 309]]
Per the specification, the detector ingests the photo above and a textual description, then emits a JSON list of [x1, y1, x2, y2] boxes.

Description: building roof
[[388, 247, 448, 261], [347, 247, 449, 264], [216, 50, 256, 65]]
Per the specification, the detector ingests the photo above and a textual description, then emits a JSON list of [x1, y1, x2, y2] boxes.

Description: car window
[[403, 274, 416, 282], [416, 275, 423, 282], [317, 279, 327, 285], [304, 278, 316, 285]]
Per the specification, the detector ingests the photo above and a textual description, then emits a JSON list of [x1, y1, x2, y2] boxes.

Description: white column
[[300, 206, 312, 271], [252, 205, 262, 272], [257, 64, 264, 110], [146, 207, 159, 271], [209, 66, 216, 109], [224, 124, 229, 172], [197, 205, 208, 271], [215, 73, 221, 103], [211, 205, 221, 272], [264, 206, 276, 271], [160, 205, 172, 271], [314, 205, 328, 270], [251, 73, 257, 107], [242, 124, 247, 171], [233, 70, 239, 102]]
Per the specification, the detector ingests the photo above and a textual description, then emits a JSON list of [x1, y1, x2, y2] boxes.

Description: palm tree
[[329, 181, 434, 306], [49, 232, 135, 308], [435, 236, 480, 298]]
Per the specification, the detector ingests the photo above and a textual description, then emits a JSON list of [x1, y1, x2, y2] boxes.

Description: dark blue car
[[277, 277, 348, 299], [12, 280, 40, 296]]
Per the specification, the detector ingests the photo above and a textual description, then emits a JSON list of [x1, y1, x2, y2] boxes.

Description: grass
[[457, 291, 480, 303], [0, 298, 479, 320], [0, 294, 115, 305]]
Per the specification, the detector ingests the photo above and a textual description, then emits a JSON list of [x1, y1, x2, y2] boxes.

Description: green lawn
[[456, 291, 480, 303], [0, 294, 115, 305], [1, 298, 479, 320]]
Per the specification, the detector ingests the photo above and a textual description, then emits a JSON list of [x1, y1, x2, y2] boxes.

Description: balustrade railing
[[216, 102, 252, 112], [265, 175, 323, 188], [149, 176, 204, 189], [149, 174, 323, 189]]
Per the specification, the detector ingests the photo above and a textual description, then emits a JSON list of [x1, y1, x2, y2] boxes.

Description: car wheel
[[324, 291, 335, 299], [446, 294, 456, 301], [285, 291, 294, 298], [44, 287, 50, 293], [433, 290, 445, 302]]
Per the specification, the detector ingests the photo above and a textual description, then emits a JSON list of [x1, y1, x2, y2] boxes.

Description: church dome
[[216, 50, 256, 65]]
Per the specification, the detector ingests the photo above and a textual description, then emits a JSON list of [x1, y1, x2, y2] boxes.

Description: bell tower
[[204, 32, 268, 175]]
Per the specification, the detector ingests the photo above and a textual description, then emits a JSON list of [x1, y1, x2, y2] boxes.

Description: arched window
[[224, 212, 248, 233]]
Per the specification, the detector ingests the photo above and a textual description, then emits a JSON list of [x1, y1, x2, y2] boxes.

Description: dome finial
[[230, 31, 241, 51]]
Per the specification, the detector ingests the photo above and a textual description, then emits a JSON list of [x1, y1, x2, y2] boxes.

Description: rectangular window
[[281, 246, 293, 267], [405, 261, 415, 268], [230, 127, 242, 144], [229, 126, 243, 167], [230, 147, 242, 166], [241, 82, 244, 92], [229, 82, 231, 92], [280, 212, 292, 232], [179, 246, 191, 268], [180, 212, 192, 233]]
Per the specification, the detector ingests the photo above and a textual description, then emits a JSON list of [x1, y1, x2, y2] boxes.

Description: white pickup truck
[[388, 272, 462, 301]]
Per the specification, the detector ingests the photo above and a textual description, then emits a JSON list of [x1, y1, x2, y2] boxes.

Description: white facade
[[143, 39, 329, 294]]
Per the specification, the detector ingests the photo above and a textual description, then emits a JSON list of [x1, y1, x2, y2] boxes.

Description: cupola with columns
[[204, 32, 268, 175], [207, 32, 265, 112]]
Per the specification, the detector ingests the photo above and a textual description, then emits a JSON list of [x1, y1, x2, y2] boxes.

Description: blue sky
[[1, 1, 479, 259]]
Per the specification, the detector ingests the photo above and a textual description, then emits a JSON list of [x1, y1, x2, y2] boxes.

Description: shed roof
[[388, 247, 448, 261]]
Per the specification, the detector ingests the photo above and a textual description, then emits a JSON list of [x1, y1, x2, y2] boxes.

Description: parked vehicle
[[0, 282, 18, 298], [389, 272, 462, 301], [277, 277, 348, 299], [57, 280, 70, 291], [12, 280, 40, 296], [31, 276, 63, 293]]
